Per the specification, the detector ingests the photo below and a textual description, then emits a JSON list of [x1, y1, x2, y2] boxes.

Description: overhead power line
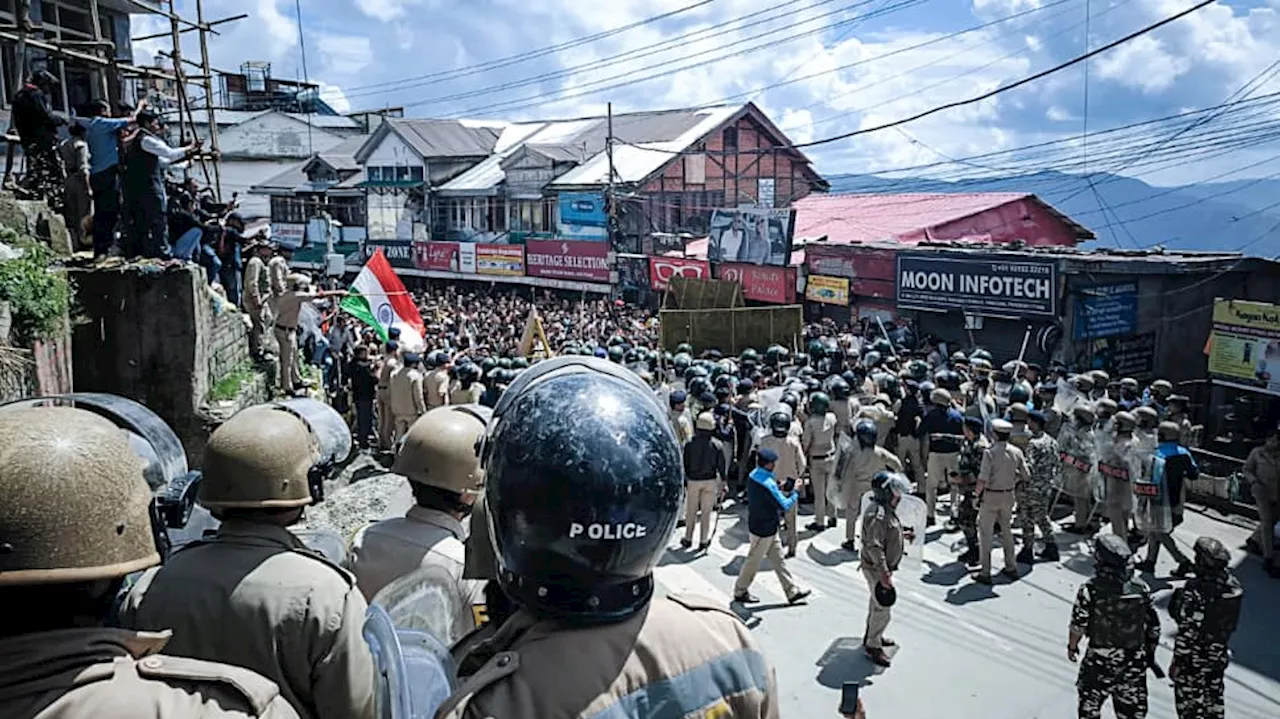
[[791, 0, 1219, 149]]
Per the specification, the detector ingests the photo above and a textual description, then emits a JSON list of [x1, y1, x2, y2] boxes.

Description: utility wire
[[791, 0, 1218, 149]]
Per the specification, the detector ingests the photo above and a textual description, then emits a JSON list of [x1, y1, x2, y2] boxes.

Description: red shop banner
[[525, 240, 610, 283], [716, 263, 796, 304], [415, 241, 459, 272], [805, 244, 856, 279], [649, 256, 711, 291]]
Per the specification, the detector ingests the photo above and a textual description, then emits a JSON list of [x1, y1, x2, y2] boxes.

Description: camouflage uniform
[[1018, 432, 1059, 544], [955, 434, 989, 553], [1169, 574, 1243, 719], [1070, 577, 1159, 719]]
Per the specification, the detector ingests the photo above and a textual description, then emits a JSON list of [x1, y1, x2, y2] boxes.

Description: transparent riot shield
[[1133, 452, 1173, 535], [858, 493, 928, 572], [1054, 426, 1098, 500], [292, 527, 349, 565], [271, 398, 354, 467], [365, 566, 463, 719]]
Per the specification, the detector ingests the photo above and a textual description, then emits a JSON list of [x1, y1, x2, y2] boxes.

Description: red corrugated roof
[[793, 192, 1032, 244]]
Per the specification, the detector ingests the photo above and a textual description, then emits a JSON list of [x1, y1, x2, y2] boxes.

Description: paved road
[[650, 500, 1280, 719]]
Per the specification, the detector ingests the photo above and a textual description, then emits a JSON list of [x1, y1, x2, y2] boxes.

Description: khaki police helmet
[[930, 387, 952, 406], [199, 405, 318, 509], [1119, 377, 1140, 390], [1071, 374, 1095, 391], [1134, 405, 1159, 426], [695, 412, 717, 432], [1072, 404, 1096, 423], [1008, 403, 1029, 422], [1095, 398, 1118, 417], [0, 407, 160, 586], [1157, 421, 1182, 443], [1113, 411, 1137, 431], [1150, 379, 1173, 396], [393, 404, 491, 494]]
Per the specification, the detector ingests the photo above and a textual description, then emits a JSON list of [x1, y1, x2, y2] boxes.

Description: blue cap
[[385, 340, 399, 351], [388, 327, 402, 339], [1028, 409, 1047, 425], [669, 390, 687, 405], [963, 416, 984, 433], [758, 448, 779, 464], [594, 347, 608, 358], [402, 351, 421, 364]]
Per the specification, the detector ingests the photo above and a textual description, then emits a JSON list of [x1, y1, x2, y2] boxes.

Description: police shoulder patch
[[130, 654, 282, 714]]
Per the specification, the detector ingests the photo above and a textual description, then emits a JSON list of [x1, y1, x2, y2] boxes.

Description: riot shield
[[292, 527, 349, 565], [364, 595, 456, 719], [1133, 452, 1173, 535], [0, 393, 203, 558], [1054, 426, 1098, 500], [858, 493, 928, 572], [271, 398, 354, 467], [1053, 379, 1083, 416]]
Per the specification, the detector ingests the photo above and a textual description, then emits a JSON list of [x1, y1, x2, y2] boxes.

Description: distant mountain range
[[825, 171, 1280, 258]]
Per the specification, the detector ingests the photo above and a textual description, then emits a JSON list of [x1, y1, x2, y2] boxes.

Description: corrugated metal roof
[[388, 118, 502, 158], [524, 143, 588, 163], [793, 192, 1032, 244], [439, 106, 739, 193], [250, 161, 307, 192], [314, 134, 368, 171], [169, 109, 361, 130]]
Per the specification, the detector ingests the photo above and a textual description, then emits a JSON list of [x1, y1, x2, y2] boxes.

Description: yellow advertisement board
[[805, 275, 850, 306], [1208, 298, 1280, 391]]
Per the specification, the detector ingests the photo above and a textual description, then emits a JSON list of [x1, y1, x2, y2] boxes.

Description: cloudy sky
[[134, 0, 1280, 187]]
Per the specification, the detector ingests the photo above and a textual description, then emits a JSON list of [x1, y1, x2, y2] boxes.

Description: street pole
[[606, 102, 616, 251]]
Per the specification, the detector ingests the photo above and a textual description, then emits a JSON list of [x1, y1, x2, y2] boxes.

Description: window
[[722, 126, 738, 150], [367, 167, 382, 182], [410, 166, 424, 182], [396, 166, 410, 182]]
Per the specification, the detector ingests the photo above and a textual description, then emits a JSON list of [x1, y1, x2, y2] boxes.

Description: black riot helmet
[[769, 410, 792, 437], [1009, 383, 1031, 406], [687, 376, 710, 400], [780, 391, 801, 414], [481, 357, 683, 624], [1094, 534, 1134, 581], [607, 346, 625, 363], [871, 471, 910, 505], [827, 376, 851, 400], [854, 418, 878, 449], [793, 352, 810, 368], [1193, 536, 1230, 573]]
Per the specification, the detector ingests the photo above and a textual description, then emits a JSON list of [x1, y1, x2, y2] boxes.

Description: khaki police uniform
[[668, 408, 693, 446], [0, 628, 301, 719], [424, 368, 451, 410], [1243, 443, 1280, 565], [376, 353, 401, 450], [117, 521, 376, 719], [449, 383, 483, 406], [436, 595, 780, 719], [840, 444, 903, 544], [758, 432, 806, 552], [860, 504, 903, 650], [266, 255, 289, 310], [977, 439, 1028, 578], [272, 287, 314, 393], [242, 255, 270, 359], [389, 364, 426, 444], [348, 505, 486, 633], [803, 411, 839, 527], [831, 397, 857, 437]]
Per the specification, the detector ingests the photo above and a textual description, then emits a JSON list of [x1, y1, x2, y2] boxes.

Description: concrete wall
[[221, 159, 300, 219], [365, 130, 422, 168], [70, 264, 253, 466]]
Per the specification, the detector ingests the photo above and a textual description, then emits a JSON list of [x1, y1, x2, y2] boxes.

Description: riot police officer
[[348, 404, 490, 635], [1060, 404, 1100, 534], [1100, 411, 1140, 542], [1068, 534, 1160, 719], [1135, 422, 1197, 578], [803, 391, 840, 531], [1169, 537, 1243, 719], [837, 418, 904, 553], [436, 357, 782, 718], [118, 405, 376, 719], [0, 405, 300, 719]]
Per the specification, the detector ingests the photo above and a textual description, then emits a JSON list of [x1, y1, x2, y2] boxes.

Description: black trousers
[[89, 167, 120, 256]]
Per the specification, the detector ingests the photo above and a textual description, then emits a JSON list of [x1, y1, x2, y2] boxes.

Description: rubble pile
[[300, 461, 411, 541]]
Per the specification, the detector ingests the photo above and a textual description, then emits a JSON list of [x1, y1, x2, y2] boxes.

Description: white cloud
[[319, 83, 352, 113], [315, 32, 374, 77], [1046, 105, 1074, 122], [354, 0, 429, 23], [1094, 35, 1190, 93]]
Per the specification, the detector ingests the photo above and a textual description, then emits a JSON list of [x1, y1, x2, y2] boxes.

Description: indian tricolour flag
[[340, 249, 426, 349]]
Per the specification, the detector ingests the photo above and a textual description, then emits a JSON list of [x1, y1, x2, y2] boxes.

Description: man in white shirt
[[121, 109, 201, 259]]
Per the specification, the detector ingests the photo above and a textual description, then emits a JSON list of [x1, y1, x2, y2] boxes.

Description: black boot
[[1016, 545, 1036, 565], [959, 547, 979, 566], [1038, 542, 1060, 562]]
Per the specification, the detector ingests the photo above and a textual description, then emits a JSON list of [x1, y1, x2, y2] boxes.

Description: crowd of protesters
[[8, 69, 251, 292]]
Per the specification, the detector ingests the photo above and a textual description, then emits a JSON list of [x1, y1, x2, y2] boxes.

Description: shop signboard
[[805, 275, 850, 305], [896, 253, 1058, 318], [649, 256, 710, 292], [806, 244, 856, 278], [716, 263, 795, 304], [364, 240, 415, 270], [616, 254, 652, 293], [475, 244, 524, 276], [1208, 298, 1280, 392], [525, 240, 610, 283], [414, 242, 459, 272], [1073, 282, 1138, 340], [556, 192, 608, 241], [270, 222, 306, 250], [706, 207, 796, 267]]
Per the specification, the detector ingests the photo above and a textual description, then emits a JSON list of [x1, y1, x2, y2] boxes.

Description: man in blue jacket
[[1135, 422, 1198, 577], [733, 448, 812, 605]]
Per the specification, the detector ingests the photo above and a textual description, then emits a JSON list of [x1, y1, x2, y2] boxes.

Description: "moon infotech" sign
[[895, 253, 1059, 318]]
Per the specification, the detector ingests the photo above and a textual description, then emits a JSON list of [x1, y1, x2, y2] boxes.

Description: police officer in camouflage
[[1018, 409, 1060, 564], [1068, 534, 1160, 719], [953, 416, 988, 566], [1169, 537, 1243, 719]]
